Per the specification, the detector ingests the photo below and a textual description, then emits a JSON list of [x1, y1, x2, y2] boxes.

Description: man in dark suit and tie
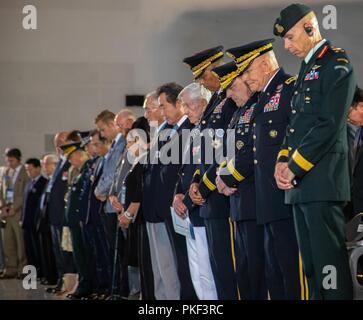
[[346, 87, 363, 220], [83, 130, 112, 299], [37, 154, 58, 286], [21, 158, 47, 278], [143, 82, 196, 300], [45, 131, 71, 293]]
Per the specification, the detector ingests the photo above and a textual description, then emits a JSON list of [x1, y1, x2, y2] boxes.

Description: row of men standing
[[0, 2, 362, 300]]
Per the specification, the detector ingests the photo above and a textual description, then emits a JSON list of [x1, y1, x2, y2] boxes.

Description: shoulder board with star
[[284, 75, 297, 85]]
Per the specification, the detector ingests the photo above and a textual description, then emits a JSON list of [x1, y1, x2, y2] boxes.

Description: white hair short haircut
[[178, 82, 212, 103]]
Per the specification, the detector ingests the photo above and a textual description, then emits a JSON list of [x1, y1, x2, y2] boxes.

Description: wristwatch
[[124, 211, 134, 220]]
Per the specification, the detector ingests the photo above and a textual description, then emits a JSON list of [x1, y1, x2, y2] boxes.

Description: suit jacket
[[143, 116, 192, 222], [21, 175, 48, 229], [86, 156, 104, 225], [0, 165, 30, 218], [36, 180, 50, 231], [350, 127, 363, 216], [174, 126, 204, 227], [95, 134, 126, 212], [47, 158, 71, 226], [109, 149, 132, 207]]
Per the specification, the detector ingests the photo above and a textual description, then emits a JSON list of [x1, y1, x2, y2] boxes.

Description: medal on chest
[[264, 92, 281, 113]]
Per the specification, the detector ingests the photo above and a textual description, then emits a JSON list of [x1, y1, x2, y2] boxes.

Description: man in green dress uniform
[[273, 3, 356, 299]]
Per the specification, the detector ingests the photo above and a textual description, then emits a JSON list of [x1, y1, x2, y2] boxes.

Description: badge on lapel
[[62, 171, 68, 181]]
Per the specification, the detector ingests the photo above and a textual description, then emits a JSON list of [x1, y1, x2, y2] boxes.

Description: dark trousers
[[50, 224, 65, 286], [138, 221, 155, 300], [82, 222, 111, 294], [204, 218, 238, 300], [23, 227, 41, 276], [164, 213, 198, 300], [37, 220, 57, 284], [103, 212, 129, 297], [293, 202, 353, 300], [235, 220, 267, 300], [264, 218, 301, 300], [69, 224, 92, 295]]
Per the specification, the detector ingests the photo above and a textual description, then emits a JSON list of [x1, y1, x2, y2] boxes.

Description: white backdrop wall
[[0, 0, 361, 163]]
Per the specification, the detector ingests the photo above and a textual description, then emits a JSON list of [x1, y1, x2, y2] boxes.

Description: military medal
[[269, 130, 278, 138], [236, 140, 244, 150], [264, 93, 281, 112], [304, 69, 319, 81]]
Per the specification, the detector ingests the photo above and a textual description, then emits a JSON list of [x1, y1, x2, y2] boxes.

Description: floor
[[0, 279, 63, 300]]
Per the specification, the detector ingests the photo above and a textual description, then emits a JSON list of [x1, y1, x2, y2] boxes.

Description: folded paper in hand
[[170, 207, 195, 240]]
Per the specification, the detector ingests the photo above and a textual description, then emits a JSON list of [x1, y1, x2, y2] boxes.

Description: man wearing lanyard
[[0, 148, 29, 279]]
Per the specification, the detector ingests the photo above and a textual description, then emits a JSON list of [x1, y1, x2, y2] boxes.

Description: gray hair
[[42, 153, 59, 164], [117, 108, 137, 121], [144, 91, 159, 108], [178, 82, 212, 103]]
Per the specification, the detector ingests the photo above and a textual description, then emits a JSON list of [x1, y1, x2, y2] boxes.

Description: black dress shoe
[[40, 279, 49, 285], [89, 293, 99, 300], [46, 287, 56, 293], [67, 293, 88, 300], [46, 285, 63, 294]]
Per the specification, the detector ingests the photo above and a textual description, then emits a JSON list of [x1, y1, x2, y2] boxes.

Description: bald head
[[41, 153, 58, 177], [114, 108, 136, 136]]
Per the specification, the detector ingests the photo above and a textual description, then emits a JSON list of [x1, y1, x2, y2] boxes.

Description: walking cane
[[110, 216, 120, 300]]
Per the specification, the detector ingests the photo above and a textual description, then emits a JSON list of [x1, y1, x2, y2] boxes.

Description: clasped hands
[[274, 162, 295, 190], [109, 195, 131, 229]]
